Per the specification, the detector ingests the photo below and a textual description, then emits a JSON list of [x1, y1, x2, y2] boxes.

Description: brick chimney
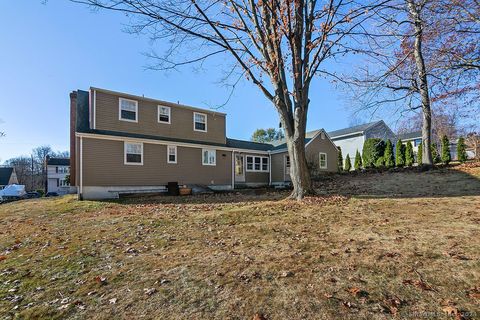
[[70, 91, 77, 186]]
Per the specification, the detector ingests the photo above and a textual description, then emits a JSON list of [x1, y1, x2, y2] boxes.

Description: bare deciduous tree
[[343, 0, 479, 166], [72, 0, 389, 199]]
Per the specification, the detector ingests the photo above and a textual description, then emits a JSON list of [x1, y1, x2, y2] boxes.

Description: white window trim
[[124, 141, 143, 165], [193, 112, 207, 132], [119, 97, 138, 123], [202, 149, 216, 166], [319, 152, 327, 169], [246, 155, 269, 172], [167, 145, 177, 164], [158, 105, 171, 124]]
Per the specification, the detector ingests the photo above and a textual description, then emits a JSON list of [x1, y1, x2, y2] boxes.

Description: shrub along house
[[70, 87, 338, 199]]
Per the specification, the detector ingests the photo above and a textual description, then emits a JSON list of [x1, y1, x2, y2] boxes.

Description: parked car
[[25, 192, 41, 199], [45, 192, 59, 197]]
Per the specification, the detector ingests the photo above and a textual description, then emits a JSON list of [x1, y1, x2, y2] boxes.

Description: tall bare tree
[[344, 0, 479, 166], [73, 0, 389, 199]]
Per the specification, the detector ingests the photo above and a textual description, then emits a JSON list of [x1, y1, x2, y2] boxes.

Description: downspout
[[231, 151, 235, 190], [79, 136, 83, 200], [268, 151, 272, 186]]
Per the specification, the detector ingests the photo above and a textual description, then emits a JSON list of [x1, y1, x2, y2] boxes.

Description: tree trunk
[[279, 100, 314, 200], [407, 0, 433, 165], [285, 132, 313, 200]]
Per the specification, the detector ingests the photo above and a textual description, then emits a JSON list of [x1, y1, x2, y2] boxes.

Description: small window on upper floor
[[119, 98, 138, 122], [158, 106, 171, 124], [194, 112, 207, 132]]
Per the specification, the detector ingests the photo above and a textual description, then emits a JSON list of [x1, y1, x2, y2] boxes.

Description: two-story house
[[70, 87, 339, 199], [46, 157, 76, 195]]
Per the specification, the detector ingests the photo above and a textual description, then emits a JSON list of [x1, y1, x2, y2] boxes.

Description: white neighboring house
[[399, 131, 477, 161], [46, 158, 76, 195], [324, 121, 397, 169], [398, 131, 423, 158]]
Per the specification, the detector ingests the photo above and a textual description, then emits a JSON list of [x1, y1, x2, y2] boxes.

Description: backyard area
[[0, 163, 479, 319]]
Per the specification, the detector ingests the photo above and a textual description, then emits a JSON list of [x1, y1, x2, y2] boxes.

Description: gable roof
[[398, 131, 422, 141], [0, 167, 14, 186], [47, 158, 70, 166], [327, 121, 382, 139]]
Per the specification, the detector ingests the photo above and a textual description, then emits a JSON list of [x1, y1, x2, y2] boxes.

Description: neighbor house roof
[[398, 131, 422, 141], [0, 167, 14, 186], [47, 158, 70, 166], [327, 121, 382, 139]]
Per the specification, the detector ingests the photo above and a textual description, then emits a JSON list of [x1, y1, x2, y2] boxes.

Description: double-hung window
[[167, 145, 177, 164], [119, 98, 138, 122], [246, 156, 269, 172], [319, 152, 327, 169], [194, 112, 207, 132], [124, 142, 143, 165], [202, 149, 216, 166], [158, 105, 171, 124]]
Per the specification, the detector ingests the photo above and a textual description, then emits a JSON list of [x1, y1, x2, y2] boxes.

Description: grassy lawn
[[1, 164, 479, 319]]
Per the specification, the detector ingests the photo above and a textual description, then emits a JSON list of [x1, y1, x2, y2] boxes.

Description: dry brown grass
[[0, 164, 479, 319]]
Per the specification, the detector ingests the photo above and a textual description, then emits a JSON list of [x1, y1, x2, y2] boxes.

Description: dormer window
[[158, 106, 171, 124], [194, 112, 207, 132], [119, 98, 138, 122]]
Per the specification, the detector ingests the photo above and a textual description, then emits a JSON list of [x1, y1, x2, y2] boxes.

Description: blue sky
[[0, 1, 381, 162]]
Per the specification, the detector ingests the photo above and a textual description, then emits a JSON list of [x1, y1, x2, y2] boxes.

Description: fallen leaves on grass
[[402, 279, 434, 291], [94, 276, 107, 285], [252, 313, 267, 320], [0, 255, 6, 261]]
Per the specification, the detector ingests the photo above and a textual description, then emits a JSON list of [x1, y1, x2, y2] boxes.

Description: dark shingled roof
[[47, 158, 70, 166], [271, 138, 313, 151], [398, 131, 422, 141], [0, 167, 14, 186], [226, 138, 273, 151], [327, 121, 382, 138]]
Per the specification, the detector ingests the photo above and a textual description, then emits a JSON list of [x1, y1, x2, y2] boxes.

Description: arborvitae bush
[[337, 147, 343, 172], [405, 141, 414, 166], [441, 135, 451, 164], [384, 139, 395, 168], [457, 137, 467, 163], [344, 154, 352, 171], [375, 156, 385, 168], [362, 138, 385, 168], [417, 142, 423, 164], [395, 139, 406, 167], [354, 150, 362, 171]]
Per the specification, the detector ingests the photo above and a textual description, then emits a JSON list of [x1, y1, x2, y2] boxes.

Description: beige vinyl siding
[[94, 90, 226, 144], [82, 137, 231, 187], [234, 152, 270, 184], [271, 153, 287, 182], [271, 132, 338, 183], [305, 133, 338, 172]]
